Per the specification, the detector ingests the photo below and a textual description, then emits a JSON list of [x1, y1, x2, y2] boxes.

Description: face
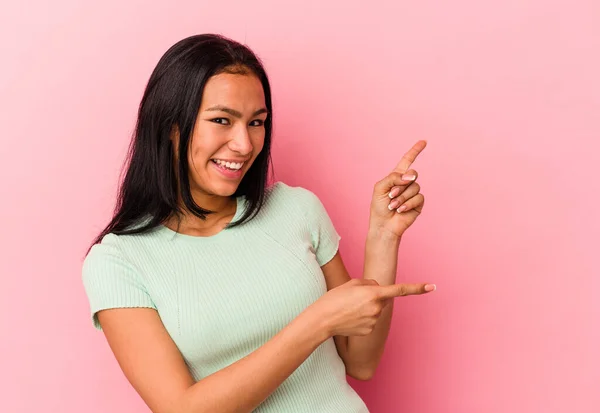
[[181, 71, 268, 199]]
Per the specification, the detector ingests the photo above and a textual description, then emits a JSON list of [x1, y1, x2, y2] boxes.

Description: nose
[[229, 126, 253, 155]]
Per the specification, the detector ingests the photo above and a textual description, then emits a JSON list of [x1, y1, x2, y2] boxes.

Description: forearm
[[346, 228, 401, 377], [178, 309, 329, 413]]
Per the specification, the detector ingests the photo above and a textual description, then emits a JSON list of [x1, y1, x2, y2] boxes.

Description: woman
[[82, 33, 435, 413]]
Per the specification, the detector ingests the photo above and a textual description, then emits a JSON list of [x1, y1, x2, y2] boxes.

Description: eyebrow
[[205, 105, 269, 118]]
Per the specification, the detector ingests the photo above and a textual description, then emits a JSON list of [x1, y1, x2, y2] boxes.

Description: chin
[[211, 172, 248, 195], [204, 180, 240, 197]]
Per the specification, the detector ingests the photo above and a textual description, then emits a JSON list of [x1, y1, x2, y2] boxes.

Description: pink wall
[[1, 1, 598, 412]]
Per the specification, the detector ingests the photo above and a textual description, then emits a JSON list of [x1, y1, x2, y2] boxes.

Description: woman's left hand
[[369, 140, 427, 239]]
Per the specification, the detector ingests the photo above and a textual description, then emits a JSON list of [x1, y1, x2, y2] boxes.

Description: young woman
[[82, 33, 435, 413]]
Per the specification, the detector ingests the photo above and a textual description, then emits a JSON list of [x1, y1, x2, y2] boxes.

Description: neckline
[[156, 196, 245, 242]]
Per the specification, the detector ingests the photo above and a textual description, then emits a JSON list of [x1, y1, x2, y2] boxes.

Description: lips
[[211, 159, 244, 171], [210, 159, 244, 179]]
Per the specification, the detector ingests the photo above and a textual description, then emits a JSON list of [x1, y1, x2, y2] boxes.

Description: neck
[[165, 192, 238, 235]]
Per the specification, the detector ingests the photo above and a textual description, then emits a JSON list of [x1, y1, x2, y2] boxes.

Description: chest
[[135, 229, 327, 376]]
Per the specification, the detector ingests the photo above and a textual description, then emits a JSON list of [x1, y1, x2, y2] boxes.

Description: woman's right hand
[[310, 278, 434, 337]]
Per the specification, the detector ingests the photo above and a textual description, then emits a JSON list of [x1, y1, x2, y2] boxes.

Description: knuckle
[[376, 176, 390, 189], [368, 290, 380, 302], [368, 304, 381, 316]]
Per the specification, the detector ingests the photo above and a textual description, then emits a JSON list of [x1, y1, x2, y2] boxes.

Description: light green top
[[82, 182, 369, 412]]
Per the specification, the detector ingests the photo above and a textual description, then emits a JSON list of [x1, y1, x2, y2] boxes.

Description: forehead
[[200, 72, 265, 107]]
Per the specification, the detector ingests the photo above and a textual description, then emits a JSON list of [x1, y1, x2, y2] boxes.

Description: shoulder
[[265, 183, 340, 265], [84, 233, 124, 266], [82, 233, 139, 284], [260, 181, 334, 231], [264, 181, 323, 210], [84, 220, 164, 265]]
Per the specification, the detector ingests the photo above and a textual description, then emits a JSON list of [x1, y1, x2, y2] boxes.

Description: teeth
[[214, 159, 243, 170]]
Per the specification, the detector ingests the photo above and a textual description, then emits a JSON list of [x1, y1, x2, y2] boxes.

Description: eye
[[210, 118, 230, 125], [250, 119, 265, 127]]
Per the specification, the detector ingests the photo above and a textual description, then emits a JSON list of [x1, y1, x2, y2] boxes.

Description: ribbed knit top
[[82, 182, 369, 412]]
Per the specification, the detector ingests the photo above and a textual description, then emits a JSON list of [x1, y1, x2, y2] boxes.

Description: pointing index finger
[[377, 282, 436, 299], [394, 140, 427, 173]]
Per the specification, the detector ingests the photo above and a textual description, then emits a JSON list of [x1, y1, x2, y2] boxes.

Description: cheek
[[188, 144, 205, 168], [252, 132, 266, 155], [189, 125, 227, 159], [186, 142, 213, 182], [189, 135, 216, 164]]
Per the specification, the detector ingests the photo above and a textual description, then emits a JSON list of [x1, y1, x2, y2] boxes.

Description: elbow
[[347, 365, 376, 381]]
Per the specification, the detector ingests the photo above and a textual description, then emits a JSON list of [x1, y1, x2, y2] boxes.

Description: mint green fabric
[[82, 182, 369, 412]]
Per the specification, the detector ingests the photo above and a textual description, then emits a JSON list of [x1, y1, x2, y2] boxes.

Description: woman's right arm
[[98, 278, 427, 413], [97, 305, 330, 413]]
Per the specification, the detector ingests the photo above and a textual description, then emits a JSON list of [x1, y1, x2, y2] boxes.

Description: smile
[[211, 159, 244, 171]]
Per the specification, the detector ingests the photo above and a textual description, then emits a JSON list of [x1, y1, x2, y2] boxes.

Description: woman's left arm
[[322, 140, 434, 380], [321, 235, 400, 381]]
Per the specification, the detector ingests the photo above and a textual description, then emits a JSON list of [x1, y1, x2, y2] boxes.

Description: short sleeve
[[296, 187, 342, 266], [82, 233, 157, 330]]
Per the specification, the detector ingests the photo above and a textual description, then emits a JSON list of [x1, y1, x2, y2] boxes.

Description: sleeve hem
[[316, 234, 342, 267], [91, 304, 158, 330]]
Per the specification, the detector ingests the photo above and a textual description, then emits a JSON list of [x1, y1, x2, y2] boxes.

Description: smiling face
[[183, 70, 268, 201]]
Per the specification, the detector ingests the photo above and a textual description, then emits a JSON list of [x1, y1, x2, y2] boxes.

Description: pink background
[[1, 1, 598, 412]]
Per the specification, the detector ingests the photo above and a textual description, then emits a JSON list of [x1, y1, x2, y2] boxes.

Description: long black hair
[[89, 34, 273, 250]]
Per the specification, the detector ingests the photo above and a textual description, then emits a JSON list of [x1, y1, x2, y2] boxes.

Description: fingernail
[[388, 187, 400, 198], [397, 205, 407, 213], [388, 200, 399, 210], [425, 284, 436, 292], [402, 174, 416, 181]]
